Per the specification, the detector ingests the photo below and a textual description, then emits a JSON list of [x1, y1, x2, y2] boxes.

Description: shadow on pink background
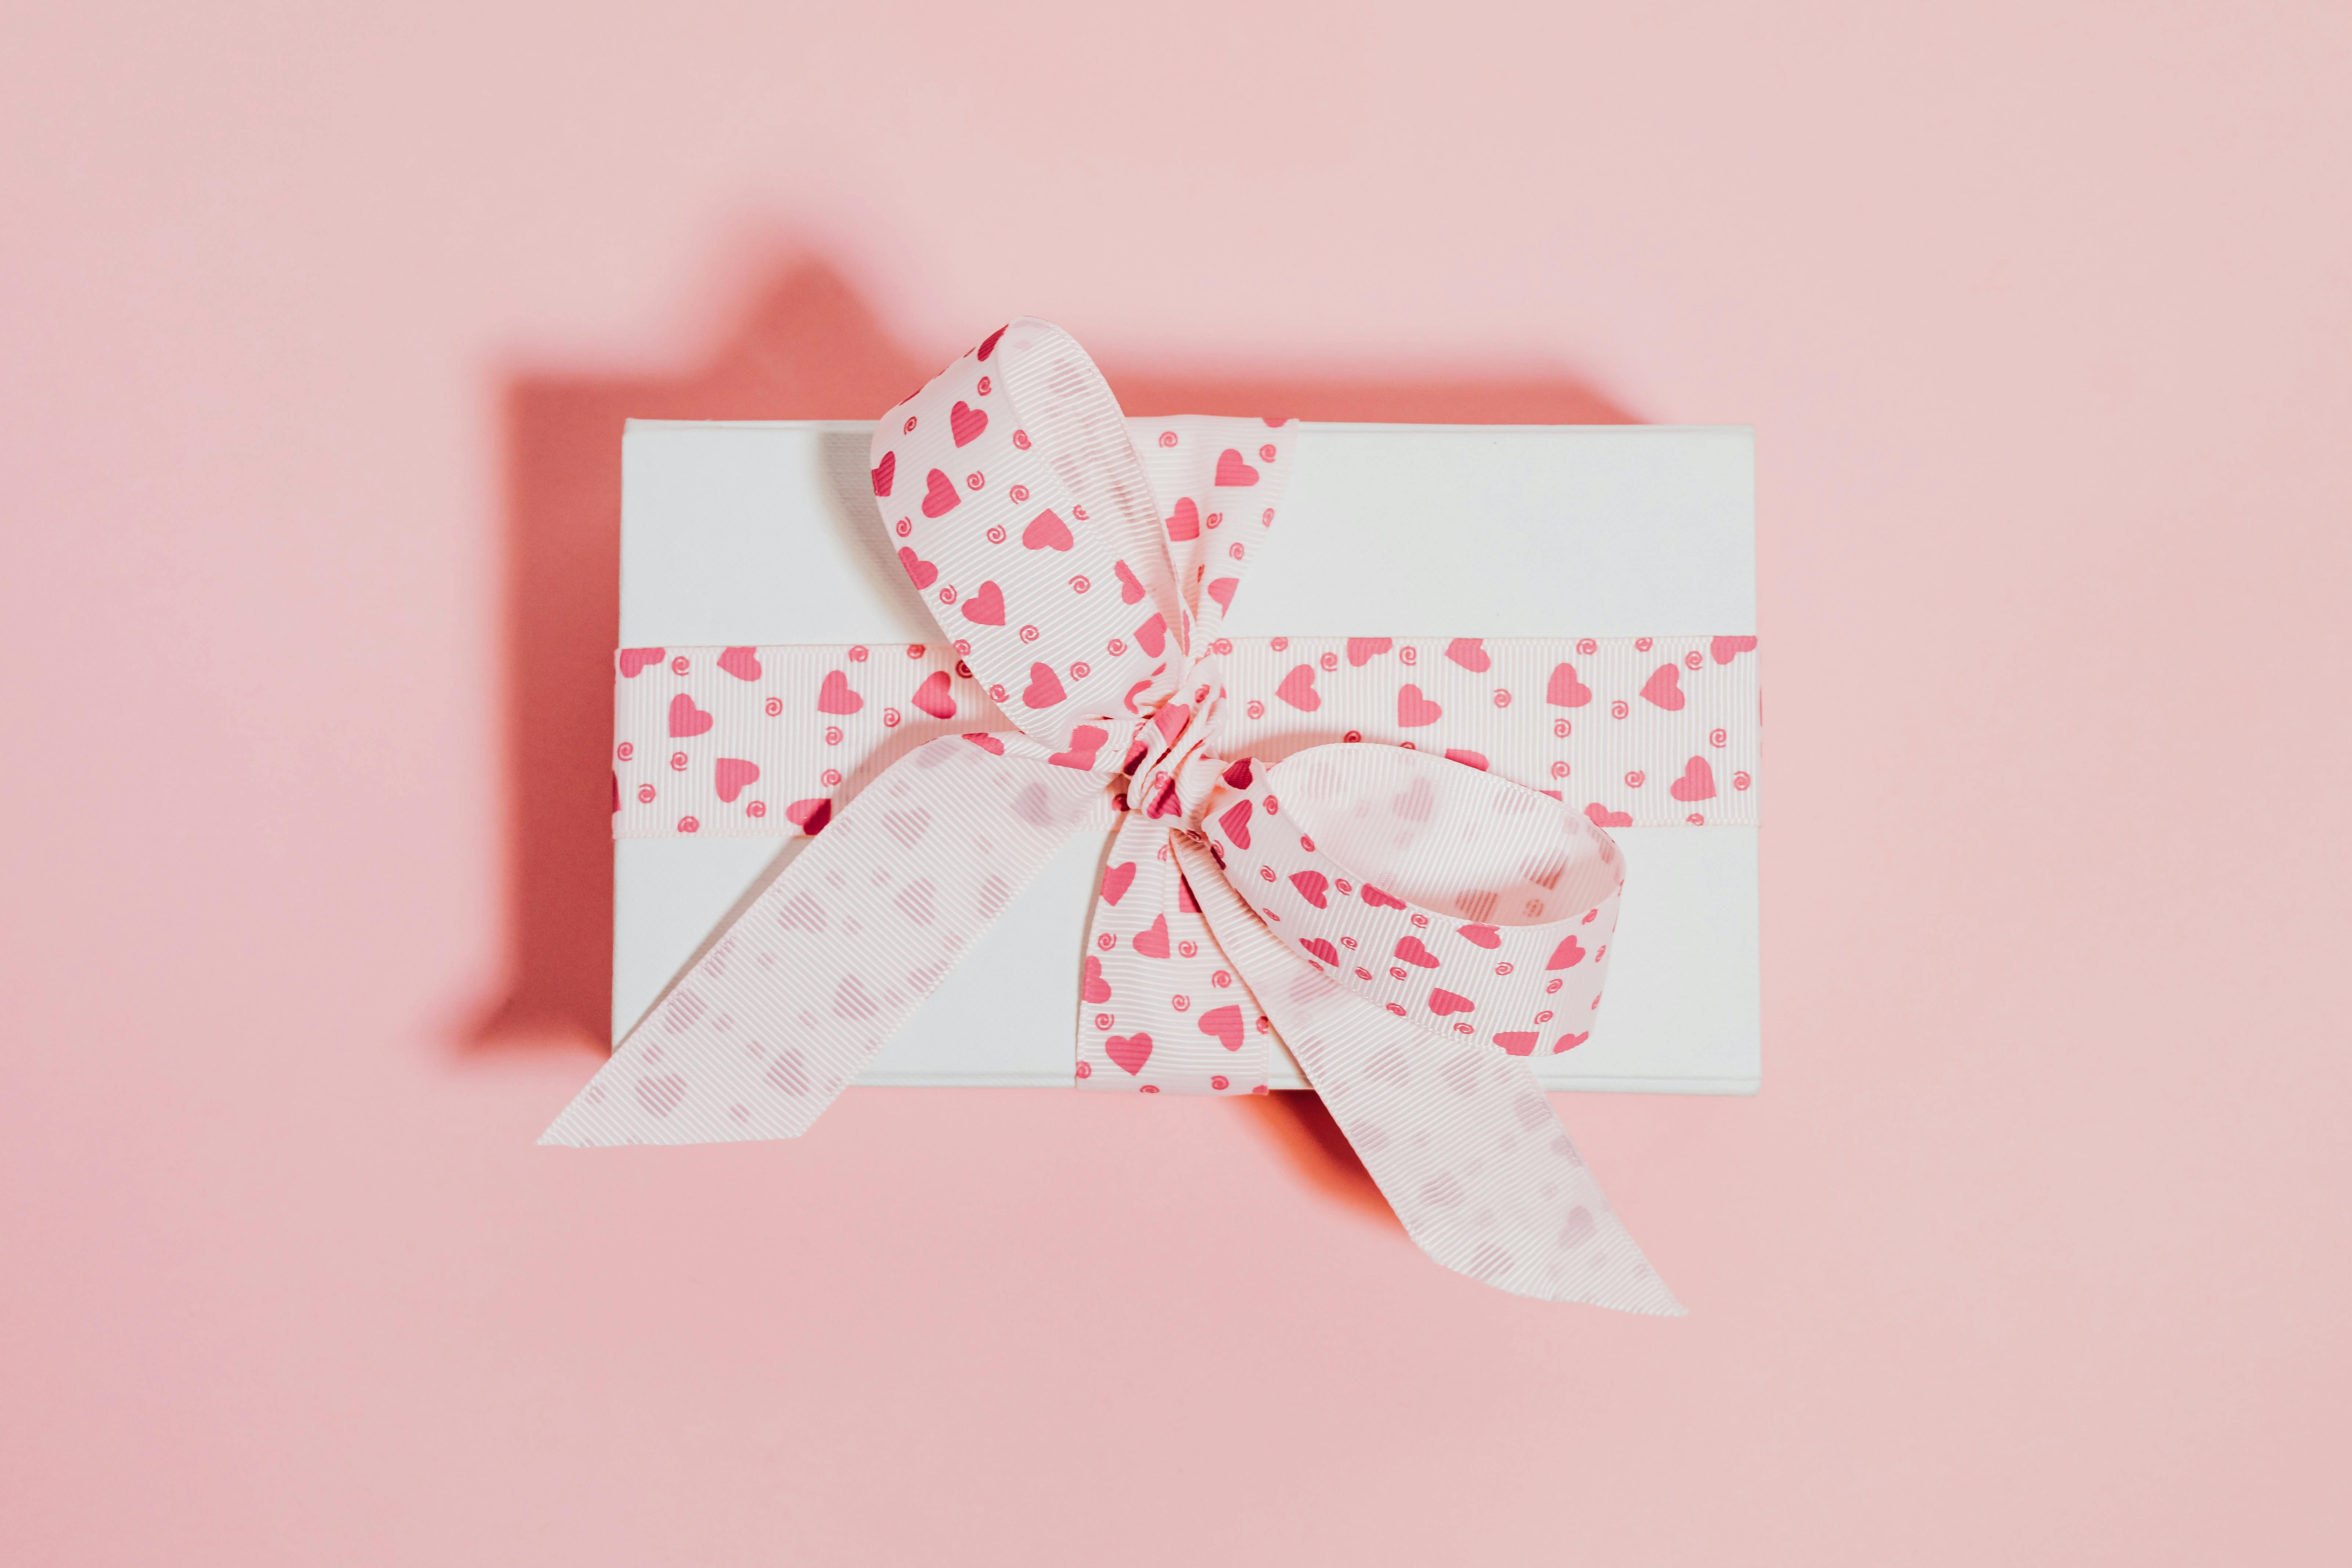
[[3, 6, 2348, 1565]]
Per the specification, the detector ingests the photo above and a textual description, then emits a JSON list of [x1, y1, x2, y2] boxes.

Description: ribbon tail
[[1172, 837, 1683, 1314], [542, 736, 1102, 1146], [1074, 811, 1271, 1093]]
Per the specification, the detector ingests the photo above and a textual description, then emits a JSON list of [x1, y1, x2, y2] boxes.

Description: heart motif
[[1197, 1005, 1244, 1052], [922, 468, 960, 518], [962, 732, 1006, 755], [1394, 935, 1441, 968], [668, 693, 714, 737], [1205, 577, 1238, 613], [897, 545, 939, 589], [1023, 509, 1073, 551], [871, 451, 895, 497], [785, 797, 831, 835], [1457, 923, 1501, 949], [1024, 662, 1068, 709], [1710, 635, 1758, 664], [1668, 755, 1717, 801], [1217, 799, 1253, 849], [1546, 662, 1592, 707], [961, 580, 1006, 624], [1135, 612, 1168, 657], [1048, 723, 1106, 769], [1393, 775, 1434, 821], [1132, 913, 1171, 959], [1397, 684, 1442, 727], [815, 670, 863, 715], [1428, 988, 1476, 1017], [1177, 875, 1200, 913], [1082, 954, 1112, 1004], [1584, 801, 1633, 828], [1222, 757, 1254, 789], [1552, 1031, 1590, 1053], [1445, 638, 1491, 672], [1113, 558, 1146, 604], [1214, 448, 1259, 486], [1105, 1032, 1154, 1074], [1099, 861, 1137, 905], [1347, 637, 1392, 666], [1165, 497, 1201, 541], [1444, 749, 1488, 771], [714, 757, 760, 803], [1495, 1032, 1539, 1056], [1640, 663, 1686, 710], [1275, 664, 1320, 710], [977, 325, 1005, 360], [1361, 884, 1406, 910], [950, 400, 988, 447], [717, 646, 763, 682], [1300, 937, 1339, 965], [911, 670, 957, 719], [1546, 935, 1587, 970], [618, 646, 666, 678], [1290, 870, 1329, 908]]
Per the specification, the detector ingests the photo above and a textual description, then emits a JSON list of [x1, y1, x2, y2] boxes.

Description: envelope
[[613, 419, 1759, 1093]]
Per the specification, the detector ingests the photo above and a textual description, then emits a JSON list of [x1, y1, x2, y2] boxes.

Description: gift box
[[561, 320, 1760, 1310], [610, 414, 1758, 1093]]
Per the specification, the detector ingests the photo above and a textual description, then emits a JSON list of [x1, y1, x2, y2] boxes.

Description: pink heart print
[[1546, 662, 1592, 707], [1022, 509, 1073, 551], [817, 670, 864, 715], [1710, 635, 1758, 664], [921, 468, 959, 517], [1669, 756, 1717, 801], [714, 757, 760, 803], [1640, 663, 1685, 710], [1445, 638, 1491, 672], [618, 646, 666, 678], [1397, 685, 1442, 727], [565, 319, 1715, 1315], [911, 670, 957, 720], [1197, 1005, 1244, 1051], [960, 581, 1006, 624]]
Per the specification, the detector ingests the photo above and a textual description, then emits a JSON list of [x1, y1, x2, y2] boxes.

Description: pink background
[[6, 4, 2348, 1562]]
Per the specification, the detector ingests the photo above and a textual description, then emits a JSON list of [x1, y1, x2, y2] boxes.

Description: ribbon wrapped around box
[[548, 320, 1763, 1314]]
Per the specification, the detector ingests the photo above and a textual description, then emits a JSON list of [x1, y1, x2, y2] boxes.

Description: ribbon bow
[[550, 319, 1684, 1313]]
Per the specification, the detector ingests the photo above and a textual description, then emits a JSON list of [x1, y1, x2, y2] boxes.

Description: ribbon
[[551, 319, 1760, 1313]]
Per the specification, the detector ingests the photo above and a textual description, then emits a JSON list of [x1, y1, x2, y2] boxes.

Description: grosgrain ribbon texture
[[551, 318, 1759, 1313]]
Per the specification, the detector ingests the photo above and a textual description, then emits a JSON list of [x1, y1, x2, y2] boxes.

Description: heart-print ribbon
[[552, 319, 1763, 1313]]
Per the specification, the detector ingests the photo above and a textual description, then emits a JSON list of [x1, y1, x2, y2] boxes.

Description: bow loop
[[1196, 743, 1624, 1056], [873, 323, 1298, 774]]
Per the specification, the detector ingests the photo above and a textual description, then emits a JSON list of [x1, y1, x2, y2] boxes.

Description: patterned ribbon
[[550, 319, 1762, 1313]]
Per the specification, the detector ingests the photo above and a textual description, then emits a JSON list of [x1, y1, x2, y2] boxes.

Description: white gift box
[[613, 419, 1759, 1093]]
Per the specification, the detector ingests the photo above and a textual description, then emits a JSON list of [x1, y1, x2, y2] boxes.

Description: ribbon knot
[[548, 318, 1688, 1313]]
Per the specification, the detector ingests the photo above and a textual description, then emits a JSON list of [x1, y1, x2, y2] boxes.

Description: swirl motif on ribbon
[[550, 319, 1752, 1314]]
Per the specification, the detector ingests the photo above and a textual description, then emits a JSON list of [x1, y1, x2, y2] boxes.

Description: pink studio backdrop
[[4, 4, 2347, 1564]]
